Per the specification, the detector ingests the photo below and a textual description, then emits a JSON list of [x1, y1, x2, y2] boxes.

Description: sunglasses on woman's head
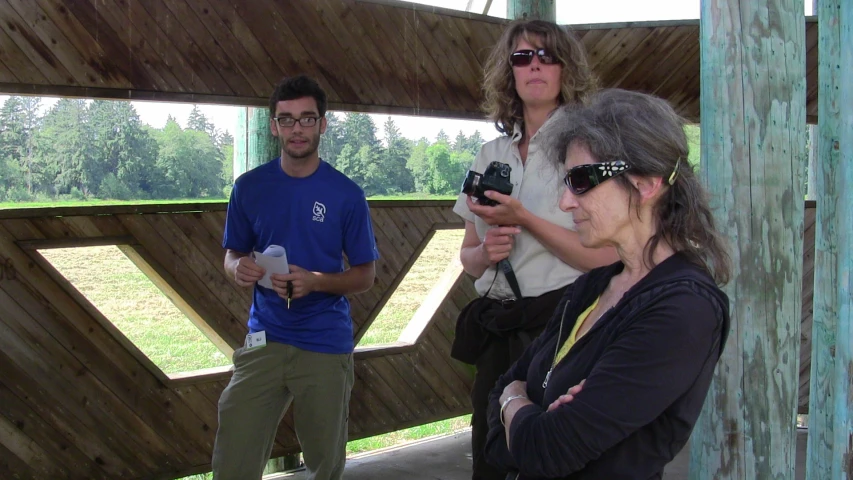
[[564, 161, 632, 195], [509, 48, 558, 67]]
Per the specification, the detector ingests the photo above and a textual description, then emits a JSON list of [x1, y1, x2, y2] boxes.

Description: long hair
[[552, 89, 732, 285], [482, 20, 598, 135]]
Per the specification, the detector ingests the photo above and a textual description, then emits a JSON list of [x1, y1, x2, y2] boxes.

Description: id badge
[[245, 331, 267, 350]]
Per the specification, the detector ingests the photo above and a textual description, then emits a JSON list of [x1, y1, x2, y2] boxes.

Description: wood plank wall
[[0, 1, 820, 122], [0, 201, 475, 479], [0, 201, 816, 479]]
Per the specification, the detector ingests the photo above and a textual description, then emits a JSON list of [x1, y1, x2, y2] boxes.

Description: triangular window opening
[[357, 229, 464, 348], [38, 245, 231, 376]]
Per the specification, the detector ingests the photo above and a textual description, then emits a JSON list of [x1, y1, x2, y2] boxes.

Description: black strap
[[498, 259, 523, 300]]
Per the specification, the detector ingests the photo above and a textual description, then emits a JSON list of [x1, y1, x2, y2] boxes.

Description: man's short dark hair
[[268, 75, 328, 118]]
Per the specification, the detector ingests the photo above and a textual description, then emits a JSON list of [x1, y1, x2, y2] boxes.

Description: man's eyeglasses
[[509, 48, 559, 67], [564, 161, 632, 195], [273, 116, 319, 128]]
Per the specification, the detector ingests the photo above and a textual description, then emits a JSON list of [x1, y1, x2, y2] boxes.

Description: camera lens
[[461, 171, 480, 195]]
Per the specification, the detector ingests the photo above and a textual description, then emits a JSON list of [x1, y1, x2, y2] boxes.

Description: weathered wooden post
[[233, 108, 295, 472], [507, 0, 555, 21], [233, 107, 278, 179], [806, 1, 819, 201], [690, 1, 806, 479], [806, 1, 853, 478]]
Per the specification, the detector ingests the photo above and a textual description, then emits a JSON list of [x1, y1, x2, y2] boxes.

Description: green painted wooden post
[[233, 106, 279, 179], [232, 106, 295, 473], [834, 5, 853, 478], [690, 1, 806, 479], [807, 1, 853, 478], [806, 1, 819, 201], [507, 0, 555, 21]]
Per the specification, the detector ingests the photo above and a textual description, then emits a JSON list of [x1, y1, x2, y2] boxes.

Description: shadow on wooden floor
[[266, 428, 808, 480]]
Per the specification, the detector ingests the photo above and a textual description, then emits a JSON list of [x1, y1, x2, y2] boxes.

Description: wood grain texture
[[690, 1, 806, 479], [0, 0, 819, 122], [806, 1, 853, 478], [0, 202, 477, 478]]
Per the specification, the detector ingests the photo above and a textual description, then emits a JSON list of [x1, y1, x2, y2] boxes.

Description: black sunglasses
[[509, 48, 559, 67], [564, 161, 632, 195]]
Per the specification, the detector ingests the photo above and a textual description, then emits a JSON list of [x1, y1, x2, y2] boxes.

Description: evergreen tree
[[406, 138, 431, 193], [336, 113, 381, 191], [0, 96, 42, 195], [357, 145, 385, 197], [151, 118, 222, 198], [342, 113, 379, 149], [187, 105, 215, 137], [464, 130, 486, 155], [319, 112, 344, 167], [453, 130, 468, 152], [435, 129, 450, 145], [86, 100, 158, 198], [0, 156, 20, 200], [217, 131, 234, 151], [217, 131, 235, 191], [30, 99, 90, 196], [380, 117, 415, 194], [335, 143, 366, 187]]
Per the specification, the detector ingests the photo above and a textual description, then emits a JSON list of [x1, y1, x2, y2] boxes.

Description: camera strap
[[498, 259, 523, 300]]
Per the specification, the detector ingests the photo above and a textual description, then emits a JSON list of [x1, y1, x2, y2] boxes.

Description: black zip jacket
[[485, 253, 730, 479]]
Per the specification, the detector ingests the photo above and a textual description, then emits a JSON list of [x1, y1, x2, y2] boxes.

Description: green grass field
[[38, 228, 470, 477]]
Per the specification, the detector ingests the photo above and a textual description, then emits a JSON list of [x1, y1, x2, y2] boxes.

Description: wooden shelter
[[0, 0, 826, 478], [0, 200, 479, 479], [0, 0, 818, 122]]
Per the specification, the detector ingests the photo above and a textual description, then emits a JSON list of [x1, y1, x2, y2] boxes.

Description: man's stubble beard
[[282, 134, 321, 160]]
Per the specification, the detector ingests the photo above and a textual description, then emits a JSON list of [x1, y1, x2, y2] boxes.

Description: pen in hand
[[286, 281, 293, 309]]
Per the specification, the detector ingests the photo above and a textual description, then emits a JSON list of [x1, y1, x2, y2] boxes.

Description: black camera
[[460, 161, 513, 207]]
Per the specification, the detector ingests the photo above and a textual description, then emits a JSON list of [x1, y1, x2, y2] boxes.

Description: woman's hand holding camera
[[468, 190, 527, 268], [467, 190, 527, 227], [480, 225, 521, 265]]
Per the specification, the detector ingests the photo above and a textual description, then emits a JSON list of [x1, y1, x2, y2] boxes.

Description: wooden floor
[[267, 428, 808, 480]]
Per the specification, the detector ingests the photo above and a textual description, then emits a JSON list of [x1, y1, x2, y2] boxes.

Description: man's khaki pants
[[212, 342, 354, 480]]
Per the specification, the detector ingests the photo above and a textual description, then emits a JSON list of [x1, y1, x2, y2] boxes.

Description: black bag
[[450, 288, 565, 365]]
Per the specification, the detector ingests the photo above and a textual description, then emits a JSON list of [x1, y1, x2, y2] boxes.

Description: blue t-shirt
[[223, 159, 379, 354]]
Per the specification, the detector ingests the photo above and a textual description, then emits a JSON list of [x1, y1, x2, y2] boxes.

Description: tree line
[[320, 113, 485, 198], [0, 96, 488, 203], [0, 96, 233, 202]]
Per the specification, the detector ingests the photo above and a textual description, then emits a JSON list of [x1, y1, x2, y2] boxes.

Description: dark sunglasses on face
[[509, 48, 559, 67], [564, 161, 632, 195]]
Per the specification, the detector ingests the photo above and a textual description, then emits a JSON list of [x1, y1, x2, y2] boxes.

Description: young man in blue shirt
[[212, 75, 379, 480]]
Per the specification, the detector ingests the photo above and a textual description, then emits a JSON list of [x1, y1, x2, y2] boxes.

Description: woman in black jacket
[[485, 89, 732, 480]]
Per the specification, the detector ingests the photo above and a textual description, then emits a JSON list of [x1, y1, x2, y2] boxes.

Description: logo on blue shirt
[[312, 202, 326, 222]]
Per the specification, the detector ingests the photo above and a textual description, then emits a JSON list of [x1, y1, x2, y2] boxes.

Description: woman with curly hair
[[451, 19, 617, 480]]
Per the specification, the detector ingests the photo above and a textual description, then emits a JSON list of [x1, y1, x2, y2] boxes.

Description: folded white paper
[[253, 245, 289, 289]]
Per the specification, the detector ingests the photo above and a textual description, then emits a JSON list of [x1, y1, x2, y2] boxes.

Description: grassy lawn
[[40, 246, 231, 373], [38, 227, 469, 477], [358, 229, 464, 346]]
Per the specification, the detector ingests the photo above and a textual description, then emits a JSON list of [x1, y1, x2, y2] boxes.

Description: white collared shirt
[[453, 111, 582, 299]]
